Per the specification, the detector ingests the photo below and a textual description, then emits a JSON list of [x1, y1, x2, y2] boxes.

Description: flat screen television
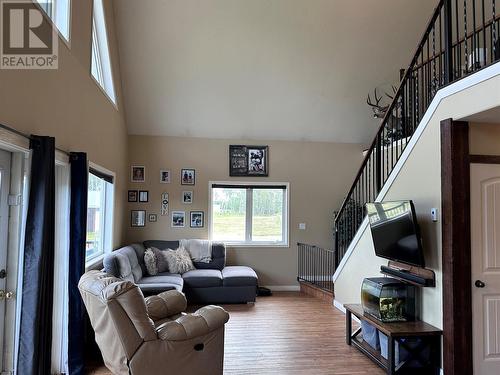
[[366, 200, 425, 268]]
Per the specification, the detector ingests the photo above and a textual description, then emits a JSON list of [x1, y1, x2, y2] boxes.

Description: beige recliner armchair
[[79, 270, 230, 375]]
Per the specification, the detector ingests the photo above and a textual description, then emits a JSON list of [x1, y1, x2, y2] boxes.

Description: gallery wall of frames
[[127, 145, 270, 232], [128, 166, 204, 229]]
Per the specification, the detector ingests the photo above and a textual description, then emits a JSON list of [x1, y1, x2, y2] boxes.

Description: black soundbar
[[380, 265, 433, 286]]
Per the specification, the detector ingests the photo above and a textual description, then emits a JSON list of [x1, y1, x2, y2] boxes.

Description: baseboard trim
[[263, 285, 300, 292], [334, 300, 360, 323], [333, 299, 346, 313]]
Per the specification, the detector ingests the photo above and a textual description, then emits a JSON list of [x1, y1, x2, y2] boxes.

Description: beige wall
[[0, 1, 128, 246], [114, 0, 437, 144], [334, 72, 500, 329], [126, 135, 363, 286], [334, 120, 442, 327], [470, 122, 500, 154]]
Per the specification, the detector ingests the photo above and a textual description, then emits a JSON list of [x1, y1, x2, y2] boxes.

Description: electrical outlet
[[431, 208, 438, 222]]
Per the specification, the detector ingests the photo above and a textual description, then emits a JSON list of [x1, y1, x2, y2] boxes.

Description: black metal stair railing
[[334, 0, 499, 265], [297, 243, 335, 294]]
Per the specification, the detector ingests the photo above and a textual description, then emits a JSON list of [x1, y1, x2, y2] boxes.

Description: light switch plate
[[299, 223, 306, 230]]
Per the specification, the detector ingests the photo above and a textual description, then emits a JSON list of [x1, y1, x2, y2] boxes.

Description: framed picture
[[139, 190, 149, 202], [182, 191, 193, 204], [161, 192, 169, 216], [131, 166, 145, 182], [128, 190, 138, 202], [229, 145, 269, 176], [148, 213, 157, 222], [190, 211, 204, 228], [181, 169, 195, 185], [171, 211, 185, 227], [160, 169, 171, 183], [131, 210, 146, 227]]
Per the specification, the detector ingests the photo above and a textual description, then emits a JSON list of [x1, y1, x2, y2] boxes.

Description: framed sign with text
[[229, 145, 269, 177]]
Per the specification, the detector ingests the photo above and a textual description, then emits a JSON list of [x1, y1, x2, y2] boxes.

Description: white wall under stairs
[[332, 62, 500, 330]]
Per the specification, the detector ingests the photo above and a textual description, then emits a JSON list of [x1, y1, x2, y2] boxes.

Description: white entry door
[[471, 163, 500, 375], [0, 149, 11, 372]]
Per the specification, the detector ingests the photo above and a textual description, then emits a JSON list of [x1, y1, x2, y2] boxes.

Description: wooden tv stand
[[345, 304, 442, 375]]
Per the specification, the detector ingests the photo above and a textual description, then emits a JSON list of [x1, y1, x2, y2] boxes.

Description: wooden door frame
[[440, 118, 472, 375], [441, 120, 500, 374]]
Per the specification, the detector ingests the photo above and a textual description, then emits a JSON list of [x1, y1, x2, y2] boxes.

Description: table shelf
[[345, 304, 442, 375]]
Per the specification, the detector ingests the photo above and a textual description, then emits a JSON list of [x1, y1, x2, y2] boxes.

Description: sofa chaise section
[[185, 266, 258, 304]]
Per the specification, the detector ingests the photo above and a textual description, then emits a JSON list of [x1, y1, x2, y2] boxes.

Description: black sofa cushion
[[182, 269, 223, 288], [184, 286, 256, 304], [222, 266, 258, 287], [143, 240, 226, 270]]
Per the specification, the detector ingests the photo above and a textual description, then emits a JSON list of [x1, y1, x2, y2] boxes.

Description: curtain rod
[[0, 122, 71, 156]]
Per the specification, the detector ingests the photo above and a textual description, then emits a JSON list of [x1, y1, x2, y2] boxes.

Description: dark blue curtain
[[18, 136, 55, 375], [68, 152, 88, 375]]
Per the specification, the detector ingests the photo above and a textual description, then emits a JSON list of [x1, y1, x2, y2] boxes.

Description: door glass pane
[[86, 174, 104, 260], [212, 188, 246, 241], [252, 189, 283, 242]]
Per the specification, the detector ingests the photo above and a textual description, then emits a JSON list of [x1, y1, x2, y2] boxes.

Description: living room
[[1, 1, 500, 375]]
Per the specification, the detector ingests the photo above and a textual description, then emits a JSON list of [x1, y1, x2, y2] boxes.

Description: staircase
[[334, 0, 500, 265]]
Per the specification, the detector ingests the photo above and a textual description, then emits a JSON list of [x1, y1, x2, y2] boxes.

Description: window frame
[[85, 162, 115, 268], [34, 0, 72, 44], [90, 0, 117, 106], [53, 159, 70, 374], [208, 181, 289, 248]]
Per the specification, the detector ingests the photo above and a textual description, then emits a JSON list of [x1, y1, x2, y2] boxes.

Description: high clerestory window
[[91, 0, 116, 104], [36, 0, 71, 41]]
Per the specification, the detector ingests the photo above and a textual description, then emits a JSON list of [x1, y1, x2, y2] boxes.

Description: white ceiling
[[113, 0, 437, 144]]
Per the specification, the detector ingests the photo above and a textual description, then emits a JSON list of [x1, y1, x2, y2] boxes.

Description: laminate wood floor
[[86, 292, 384, 375]]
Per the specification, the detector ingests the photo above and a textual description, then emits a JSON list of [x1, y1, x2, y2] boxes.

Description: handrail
[[297, 243, 335, 294], [297, 242, 335, 253], [334, 0, 499, 265], [412, 13, 500, 70], [334, 0, 446, 222]]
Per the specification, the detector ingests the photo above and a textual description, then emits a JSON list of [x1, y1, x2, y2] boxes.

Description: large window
[[36, 0, 71, 41], [91, 0, 116, 104], [86, 168, 114, 264], [210, 183, 289, 246]]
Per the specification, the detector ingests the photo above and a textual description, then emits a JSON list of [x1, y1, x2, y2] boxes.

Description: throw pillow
[[144, 248, 158, 276], [150, 247, 169, 273], [163, 246, 195, 274]]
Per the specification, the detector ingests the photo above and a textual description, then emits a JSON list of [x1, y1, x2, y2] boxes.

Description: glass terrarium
[[361, 277, 415, 322]]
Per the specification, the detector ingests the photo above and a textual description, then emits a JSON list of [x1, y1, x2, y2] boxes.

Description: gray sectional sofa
[[103, 240, 258, 304]]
